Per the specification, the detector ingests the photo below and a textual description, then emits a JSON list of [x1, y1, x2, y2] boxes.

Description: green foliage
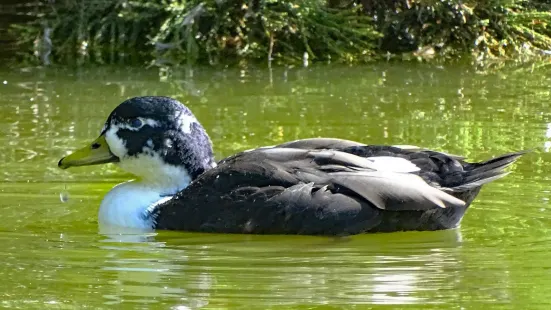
[[9, 0, 551, 66], [151, 1, 379, 64], [13, 0, 380, 66], [360, 0, 551, 62]]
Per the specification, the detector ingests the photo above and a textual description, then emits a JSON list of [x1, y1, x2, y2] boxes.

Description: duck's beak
[[58, 134, 119, 169]]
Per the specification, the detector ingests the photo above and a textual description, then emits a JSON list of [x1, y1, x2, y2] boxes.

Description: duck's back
[[152, 139, 525, 235]]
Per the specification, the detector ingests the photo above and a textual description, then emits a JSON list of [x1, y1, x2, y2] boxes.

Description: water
[[1, 63, 551, 309]]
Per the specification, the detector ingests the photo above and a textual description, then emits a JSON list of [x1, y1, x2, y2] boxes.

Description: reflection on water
[[95, 229, 468, 308], [1, 63, 551, 308]]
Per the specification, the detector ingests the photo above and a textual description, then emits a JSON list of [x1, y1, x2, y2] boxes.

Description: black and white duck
[[58, 96, 526, 235]]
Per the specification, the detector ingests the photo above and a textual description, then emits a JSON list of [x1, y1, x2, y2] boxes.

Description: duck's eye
[[129, 118, 143, 128]]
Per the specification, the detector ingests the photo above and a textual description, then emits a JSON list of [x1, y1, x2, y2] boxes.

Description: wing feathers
[[329, 171, 466, 211]]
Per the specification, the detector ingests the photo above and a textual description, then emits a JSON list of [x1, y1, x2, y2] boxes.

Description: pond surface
[[1, 63, 551, 309]]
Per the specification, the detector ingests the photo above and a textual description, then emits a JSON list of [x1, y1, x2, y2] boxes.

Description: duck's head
[[58, 96, 216, 193]]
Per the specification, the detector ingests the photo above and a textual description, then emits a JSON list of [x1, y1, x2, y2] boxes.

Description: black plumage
[[152, 137, 525, 235]]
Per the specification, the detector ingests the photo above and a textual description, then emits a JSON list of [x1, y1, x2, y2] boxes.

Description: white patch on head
[[177, 112, 198, 134], [141, 117, 160, 128], [104, 124, 192, 194], [146, 139, 154, 148], [366, 156, 420, 173], [164, 138, 173, 148], [104, 118, 160, 158], [105, 126, 128, 158], [114, 117, 160, 132]]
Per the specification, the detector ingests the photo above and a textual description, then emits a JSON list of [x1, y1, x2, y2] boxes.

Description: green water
[[1, 63, 551, 309]]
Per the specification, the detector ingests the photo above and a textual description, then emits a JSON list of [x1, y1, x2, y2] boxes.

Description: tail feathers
[[452, 150, 527, 191]]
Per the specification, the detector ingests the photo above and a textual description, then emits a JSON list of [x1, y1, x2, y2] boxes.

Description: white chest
[[98, 181, 172, 229]]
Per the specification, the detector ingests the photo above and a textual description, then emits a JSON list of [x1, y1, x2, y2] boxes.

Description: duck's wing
[[270, 139, 470, 181], [337, 144, 526, 193], [152, 147, 465, 234]]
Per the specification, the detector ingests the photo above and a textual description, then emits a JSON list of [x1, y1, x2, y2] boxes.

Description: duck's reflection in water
[[97, 225, 212, 308], [95, 227, 511, 307]]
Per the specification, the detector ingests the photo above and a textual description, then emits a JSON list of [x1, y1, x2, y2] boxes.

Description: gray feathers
[[153, 138, 526, 235], [257, 148, 463, 211], [329, 171, 465, 210]]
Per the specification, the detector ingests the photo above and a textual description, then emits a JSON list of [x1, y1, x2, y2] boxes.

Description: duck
[[58, 96, 526, 235]]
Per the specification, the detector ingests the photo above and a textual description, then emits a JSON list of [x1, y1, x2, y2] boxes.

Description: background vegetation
[[8, 0, 551, 66]]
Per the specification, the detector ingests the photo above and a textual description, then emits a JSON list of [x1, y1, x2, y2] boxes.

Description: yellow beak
[[58, 134, 119, 169]]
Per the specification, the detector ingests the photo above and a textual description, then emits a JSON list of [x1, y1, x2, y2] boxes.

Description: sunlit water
[[1, 63, 551, 309]]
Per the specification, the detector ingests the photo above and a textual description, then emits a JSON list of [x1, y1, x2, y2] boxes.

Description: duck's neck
[[118, 157, 195, 195], [98, 166, 193, 229]]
